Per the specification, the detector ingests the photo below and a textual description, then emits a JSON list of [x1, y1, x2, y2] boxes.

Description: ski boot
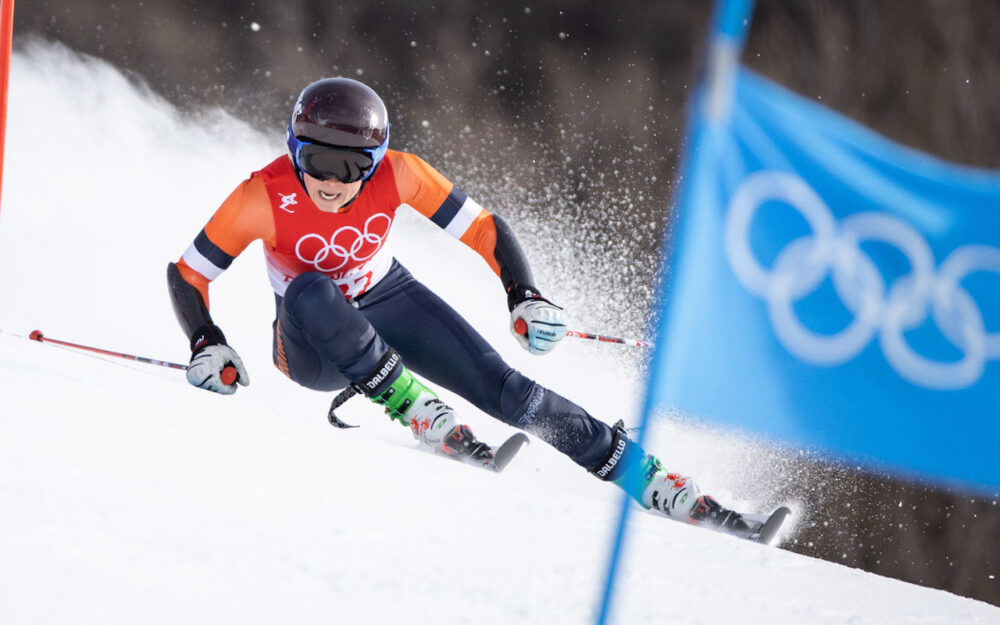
[[590, 421, 789, 543], [689, 494, 751, 531], [362, 350, 497, 466], [628, 456, 703, 520], [589, 420, 701, 519], [689, 495, 791, 543], [372, 363, 458, 446], [375, 371, 507, 469], [440, 424, 496, 465]]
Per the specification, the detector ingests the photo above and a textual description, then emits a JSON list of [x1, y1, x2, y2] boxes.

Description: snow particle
[[421, 120, 430, 128], [250, 22, 261, 32]]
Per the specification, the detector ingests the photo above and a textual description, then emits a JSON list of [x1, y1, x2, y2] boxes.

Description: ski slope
[[1, 40, 997, 624]]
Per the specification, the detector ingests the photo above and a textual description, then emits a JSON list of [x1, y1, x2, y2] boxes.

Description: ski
[[492, 432, 531, 472], [753, 506, 792, 545], [719, 506, 792, 545], [437, 432, 530, 473], [689, 496, 792, 545]]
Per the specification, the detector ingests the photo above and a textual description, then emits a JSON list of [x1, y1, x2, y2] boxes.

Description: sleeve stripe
[[444, 196, 483, 239], [431, 188, 483, 239], [429, 188, 466, 230], [182, 244, 225, 281], [182, 229, 233, 281], [193, 229, 236, 269]]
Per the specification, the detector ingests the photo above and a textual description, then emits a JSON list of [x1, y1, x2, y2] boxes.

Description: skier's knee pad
[[283, 272, 342, 319], [276, 272, 387, 389], [281, 271, 369, 343]]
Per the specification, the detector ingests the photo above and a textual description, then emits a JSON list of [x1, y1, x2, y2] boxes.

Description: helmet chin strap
[[342, 181, 366, 208]]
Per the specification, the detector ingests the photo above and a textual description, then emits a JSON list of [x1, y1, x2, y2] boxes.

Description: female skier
[[167, 77, 752, 535]]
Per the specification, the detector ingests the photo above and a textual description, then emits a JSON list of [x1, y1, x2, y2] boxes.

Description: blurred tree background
[[13, 0, 999, 607]]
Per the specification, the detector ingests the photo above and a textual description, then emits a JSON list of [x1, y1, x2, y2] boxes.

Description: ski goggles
[[287, 131, 388, 183]]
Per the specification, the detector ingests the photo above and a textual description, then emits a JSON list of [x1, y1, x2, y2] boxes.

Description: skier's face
[[302, 172, 363, 212]]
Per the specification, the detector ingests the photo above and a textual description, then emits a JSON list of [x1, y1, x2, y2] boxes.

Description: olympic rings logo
[[724, 171, 1000, 390], [295, 213, 392, 273]]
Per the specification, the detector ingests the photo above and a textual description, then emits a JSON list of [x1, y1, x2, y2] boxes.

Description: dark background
[[12, 0, 1000, 607]]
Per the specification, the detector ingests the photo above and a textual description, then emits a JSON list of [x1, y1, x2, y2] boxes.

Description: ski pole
[[566, 330, 653, 349], [28, 329, 238, 385], [513, 319, 653, 349]]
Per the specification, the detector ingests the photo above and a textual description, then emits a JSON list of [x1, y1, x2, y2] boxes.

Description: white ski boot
[[590, 421, 791, 542], [369, 361, 497, 466], [639, 467, 703, 520]]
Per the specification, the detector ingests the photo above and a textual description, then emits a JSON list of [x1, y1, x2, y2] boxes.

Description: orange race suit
[[167, 150, 616, 472], [168, 150, 537, 335]]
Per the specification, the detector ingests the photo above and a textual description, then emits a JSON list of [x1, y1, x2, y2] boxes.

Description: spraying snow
[[1, 40, 997, 624]]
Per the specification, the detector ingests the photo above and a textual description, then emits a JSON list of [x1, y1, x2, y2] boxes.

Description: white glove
[[187, 344, 250, 395], [510, 298, 567, 355]]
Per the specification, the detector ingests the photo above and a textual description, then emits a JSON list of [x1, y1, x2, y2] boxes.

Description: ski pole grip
[[513, 318, 528, 336], [29, 330, 44, 341], [220, 365, 238, 386]]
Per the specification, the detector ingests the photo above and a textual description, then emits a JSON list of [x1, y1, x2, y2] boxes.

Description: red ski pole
[[565, 330, 653, 349], [28, 330, 237, 384]]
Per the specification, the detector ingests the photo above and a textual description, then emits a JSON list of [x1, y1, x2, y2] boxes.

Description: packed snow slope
[[2, 40, 997, 624]]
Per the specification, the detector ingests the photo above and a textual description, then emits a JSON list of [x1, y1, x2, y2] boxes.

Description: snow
[[1, 40, 998, 624]]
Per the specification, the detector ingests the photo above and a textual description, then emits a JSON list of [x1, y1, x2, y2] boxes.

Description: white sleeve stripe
[[182, 243, 226, 281], [443, 197, 483, 239]]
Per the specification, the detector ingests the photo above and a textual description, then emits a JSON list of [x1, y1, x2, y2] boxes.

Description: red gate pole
[[0, 0, 14, 218]]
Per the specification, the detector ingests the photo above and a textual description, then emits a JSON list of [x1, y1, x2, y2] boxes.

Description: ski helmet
[[286, 77, 390, 183]]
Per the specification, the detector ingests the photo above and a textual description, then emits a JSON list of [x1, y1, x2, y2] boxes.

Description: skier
[[167, 77, 761, 537]]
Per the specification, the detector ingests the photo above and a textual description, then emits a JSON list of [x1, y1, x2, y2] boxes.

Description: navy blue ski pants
[[272, 261, 613, 470]]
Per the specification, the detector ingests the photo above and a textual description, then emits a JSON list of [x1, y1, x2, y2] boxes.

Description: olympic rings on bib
[[295, 213, 392, 273]]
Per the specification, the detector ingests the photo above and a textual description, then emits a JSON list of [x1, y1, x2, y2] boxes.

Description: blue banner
[[653, 68, 1000, 491]]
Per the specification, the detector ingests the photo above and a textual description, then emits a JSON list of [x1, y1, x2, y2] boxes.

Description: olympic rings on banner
[[724, 171, 1000, 390]]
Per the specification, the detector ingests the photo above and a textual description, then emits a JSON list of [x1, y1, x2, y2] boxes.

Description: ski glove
[[187, 344, 250, 395], [510, 297, 567, 355]]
